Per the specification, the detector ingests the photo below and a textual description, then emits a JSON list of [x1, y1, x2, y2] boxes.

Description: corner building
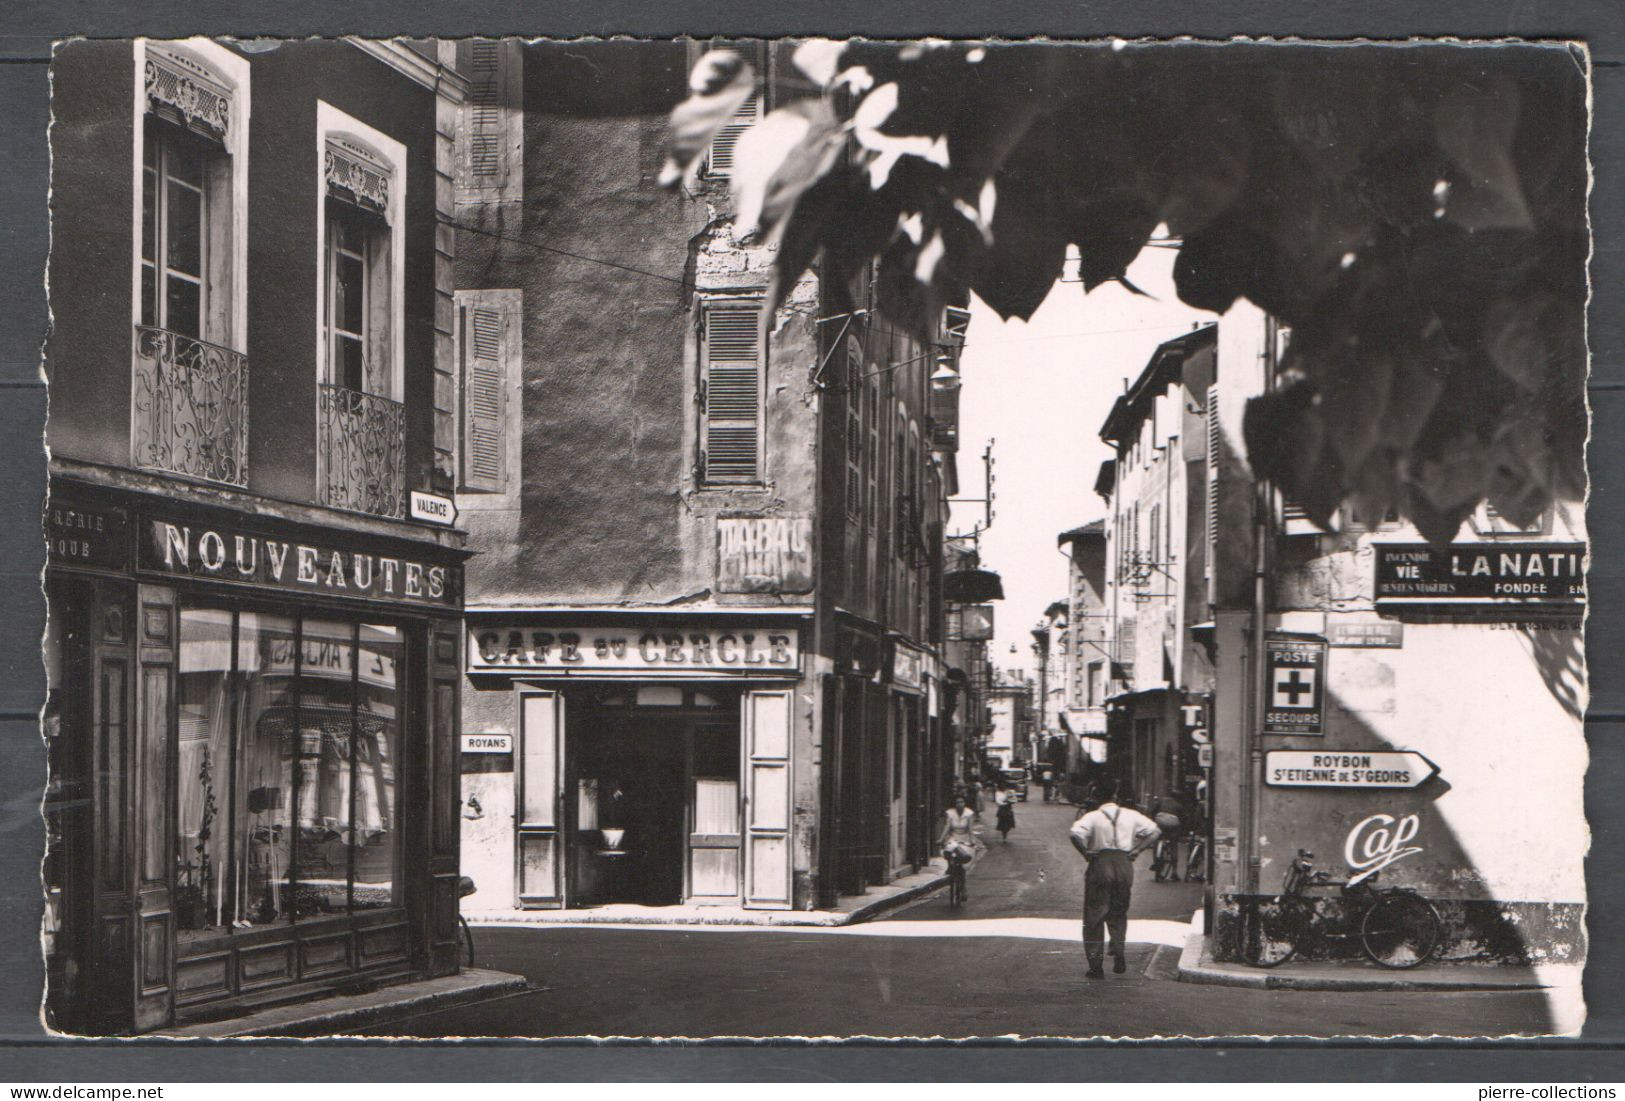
[[44, 40, 472, 1033], [450, 41, 954, 914]]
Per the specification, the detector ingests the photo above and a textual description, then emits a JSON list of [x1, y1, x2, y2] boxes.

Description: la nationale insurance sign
[[1375, 543, 1585, 604]]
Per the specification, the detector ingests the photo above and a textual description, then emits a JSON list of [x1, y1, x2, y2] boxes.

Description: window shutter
[[457, 40, 520, 201], [706, 42, 766, 178], [702, 302, 763, 483], [1206, 383, 1220, 590], [461, 299, 509, 492], [467, 42, 504, 180], [845, 338, 864, 518]]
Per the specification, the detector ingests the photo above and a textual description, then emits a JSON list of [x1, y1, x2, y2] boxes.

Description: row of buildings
[[42, 37, 993, 1034], [1048, 314, 1587, 964]]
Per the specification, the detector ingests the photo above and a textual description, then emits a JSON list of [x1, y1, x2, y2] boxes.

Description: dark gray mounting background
[[1, 0, 1622, 1082]]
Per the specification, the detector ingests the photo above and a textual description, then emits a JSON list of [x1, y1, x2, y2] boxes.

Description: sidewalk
[[1174, 910, 1583, 993], [156, 967, 530, 1039], [464, 865, 949, 929]]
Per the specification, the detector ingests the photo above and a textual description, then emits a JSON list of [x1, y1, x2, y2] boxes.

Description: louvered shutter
[[702, 303, 763, 483], [1206, 383, 1220, 592], [461, 299, 509, 492], [845, 337, 863, 517], [707, 42, 766, 178], [467, 41, 504, 180]]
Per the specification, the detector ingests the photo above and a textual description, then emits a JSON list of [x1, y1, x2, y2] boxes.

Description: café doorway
[[566, 686, 742, 907]]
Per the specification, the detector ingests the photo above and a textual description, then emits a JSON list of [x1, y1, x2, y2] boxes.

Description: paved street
[[353, 800, 1559, 1039]]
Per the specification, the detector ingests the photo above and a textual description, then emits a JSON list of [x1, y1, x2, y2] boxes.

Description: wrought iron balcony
[[131, 325, 249, 487], [319, 383, 405, 519]]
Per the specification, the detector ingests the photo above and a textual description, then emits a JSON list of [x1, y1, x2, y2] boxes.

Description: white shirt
[[1069, 803, 1160, 854]]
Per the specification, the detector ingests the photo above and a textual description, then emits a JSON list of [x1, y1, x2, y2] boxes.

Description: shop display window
[[175, 606, 403, 945]]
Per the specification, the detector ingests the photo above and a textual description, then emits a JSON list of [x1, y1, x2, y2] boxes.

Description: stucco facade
[[449, 41, 952, 915]]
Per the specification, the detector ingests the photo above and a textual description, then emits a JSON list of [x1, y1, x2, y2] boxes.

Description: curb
[[1176, 928, 1555, 992], [844, 873, 950, 924], [157, 968, 531, 1038], [464, 874, 952, 930]]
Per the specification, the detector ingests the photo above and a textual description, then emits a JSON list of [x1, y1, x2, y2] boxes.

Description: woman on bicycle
[[939, 795, 982, 894]]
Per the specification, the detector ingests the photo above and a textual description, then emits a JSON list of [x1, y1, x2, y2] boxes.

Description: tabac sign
[[717, 515, 814, 594], [470, 625, 801, 676], [139, 519, 458, 608], [1375, 543, 1586, 604], [1263, 634, 1326, 735]]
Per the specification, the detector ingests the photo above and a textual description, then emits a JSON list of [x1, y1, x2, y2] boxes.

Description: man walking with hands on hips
[[1069, 791, 1161, 978]]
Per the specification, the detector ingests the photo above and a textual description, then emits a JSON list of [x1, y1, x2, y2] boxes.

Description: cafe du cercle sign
[[469, 625, 801, 676], [139, 518, 459, 608]]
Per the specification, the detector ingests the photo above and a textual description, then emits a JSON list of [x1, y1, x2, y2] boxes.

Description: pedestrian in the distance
[[996, 790, 1017, 842], [1068, 790, 1161, 978], [965, 778, 984, 820], [1041, 768, 1055, 802]]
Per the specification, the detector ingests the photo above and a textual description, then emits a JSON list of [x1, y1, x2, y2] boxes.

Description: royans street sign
[[1266, 749, 1440, 789], [1375, 543, 1585, 604]]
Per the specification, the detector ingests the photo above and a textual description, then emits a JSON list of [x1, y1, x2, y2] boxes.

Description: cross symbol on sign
[[1274, 668, 1316, 708]]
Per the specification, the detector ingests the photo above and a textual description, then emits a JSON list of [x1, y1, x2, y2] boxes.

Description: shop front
[[460, 614, 808, 912], [43, 483, 467, 1034]]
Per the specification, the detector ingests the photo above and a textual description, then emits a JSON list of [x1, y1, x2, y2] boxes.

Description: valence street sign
[[1266, 749, 1440, 789], [1263, 634, 1326, 735]]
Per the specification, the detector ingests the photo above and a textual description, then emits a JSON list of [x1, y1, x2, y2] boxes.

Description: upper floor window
[[141, 121, 209, 340], [699, 299, 765, 484], [131, 40, 249, 487], [316, 105, 407, 517], [321, 130, 400, 398]]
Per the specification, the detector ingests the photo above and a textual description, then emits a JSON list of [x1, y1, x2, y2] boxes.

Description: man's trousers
[[1082, 850, 1135, 965]]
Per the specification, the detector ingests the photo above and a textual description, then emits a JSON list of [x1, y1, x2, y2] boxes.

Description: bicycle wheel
[[460, 914, 476, 968], [1152, 842, 1170, 882], [1187, 841, 1207, 883], [1241, 896, 1310, 968], [1361, 893, 1441, 969]]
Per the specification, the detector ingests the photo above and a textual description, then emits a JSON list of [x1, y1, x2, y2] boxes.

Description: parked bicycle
[[458, 875, 478, 967], [1151, 833, 1181, 882], [1241, 849, 1441, 969], [1185, 833, 1207, 883]]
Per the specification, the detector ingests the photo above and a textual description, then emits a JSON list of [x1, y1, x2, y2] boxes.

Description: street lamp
[[930, 352, 961, 391]]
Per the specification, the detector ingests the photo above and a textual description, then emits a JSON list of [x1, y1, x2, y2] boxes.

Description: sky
[[947, 242, 1210, 679]]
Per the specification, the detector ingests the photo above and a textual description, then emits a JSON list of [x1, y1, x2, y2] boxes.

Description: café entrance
[[567, 687, 742, 907]]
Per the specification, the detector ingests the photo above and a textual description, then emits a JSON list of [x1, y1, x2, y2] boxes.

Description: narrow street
[[352, 800, 1558, 1039]]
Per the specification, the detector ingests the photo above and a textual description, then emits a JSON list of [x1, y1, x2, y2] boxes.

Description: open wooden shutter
[[516, 691, 563, 908], [454, 39, 525, 203], [702, 302, 763, 483], [845, 337, 864, 518], [467, 41, 504, 180], [742, 688, 793, 908], [459, 292, 514, 493], [707, 42, 766, 178], [1206, 383, 1220, 599]]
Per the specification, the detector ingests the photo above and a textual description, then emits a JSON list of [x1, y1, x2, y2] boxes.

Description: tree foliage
[[661, 40, 1589, 544]]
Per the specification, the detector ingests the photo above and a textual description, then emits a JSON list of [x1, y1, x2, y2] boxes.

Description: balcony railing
[[132, 326, 249, 487], [319, 383, 405, 519]]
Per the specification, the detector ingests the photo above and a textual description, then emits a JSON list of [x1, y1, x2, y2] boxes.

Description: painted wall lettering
[[1344, 812, 1424, 886], [717, 515, 814, 594]]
